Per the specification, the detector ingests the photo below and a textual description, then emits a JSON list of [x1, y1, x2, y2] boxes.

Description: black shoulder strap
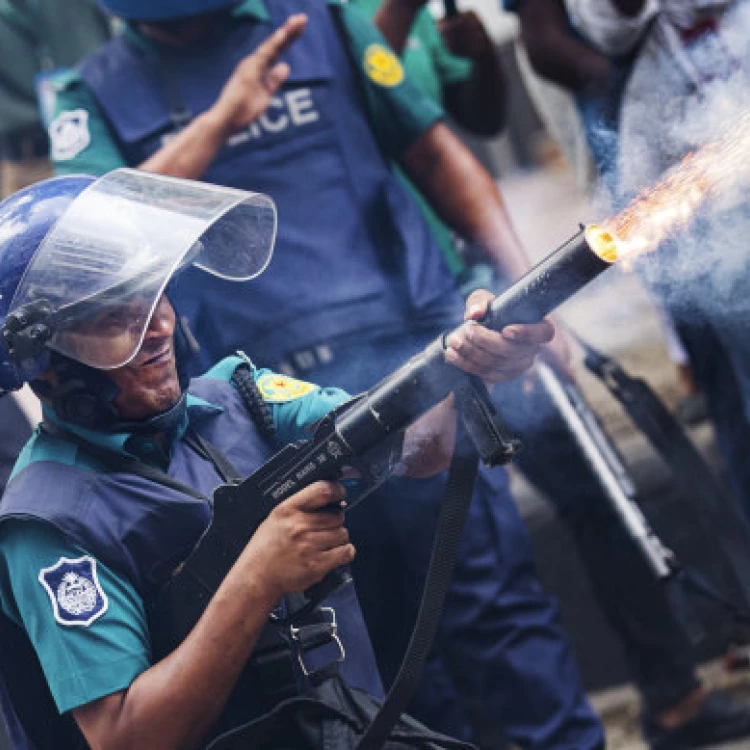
[[40, 423, 211, 502], [182, 427, 243, 483], [356, 421, 480, 750]]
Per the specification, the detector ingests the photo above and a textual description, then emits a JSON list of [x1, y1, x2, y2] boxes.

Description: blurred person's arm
[[50, 16, 306, 179], [373, 0, 421, 53], [347, 3, 570, 367], [515, 0, 611, 94], [564, 0, 658, 56], [438, 11, 505, 135], [375, 0, 505, 135], [140, 15, 306, 178]]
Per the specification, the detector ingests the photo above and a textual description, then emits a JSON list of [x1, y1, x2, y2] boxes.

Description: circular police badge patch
[[257, 373, 316, 402], [363, 44, 404, 87], [39, 556, 108, 627], [48, 109, 91, 161], [58, 572, 98, 615]]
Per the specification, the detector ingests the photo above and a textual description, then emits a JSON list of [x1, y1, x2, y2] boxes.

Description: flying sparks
[[602, 110, 750, 260]]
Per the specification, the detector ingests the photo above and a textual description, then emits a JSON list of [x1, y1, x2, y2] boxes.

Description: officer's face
[[138, 10, 228, 46], [106, 296, 182, 422]]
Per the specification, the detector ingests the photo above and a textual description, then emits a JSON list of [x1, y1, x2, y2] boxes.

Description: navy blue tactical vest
[[78, 0, 462, 372], [0, 373, 382, 748]]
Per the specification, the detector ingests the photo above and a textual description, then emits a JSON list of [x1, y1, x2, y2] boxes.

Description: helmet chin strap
[[35, 314, 199, 435]]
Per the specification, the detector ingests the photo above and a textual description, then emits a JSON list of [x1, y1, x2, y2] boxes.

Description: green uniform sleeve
[[48, 69, 127, 176], [333, 0, 444, 158], [0, 520, 150, 714]]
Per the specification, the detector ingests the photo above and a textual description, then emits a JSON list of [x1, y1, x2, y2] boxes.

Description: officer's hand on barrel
[[243, 481, 353, 598], [211, 14, 308, 136], [445, 289, 554, 383]]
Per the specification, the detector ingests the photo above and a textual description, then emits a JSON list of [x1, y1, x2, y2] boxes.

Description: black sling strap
[[355, 421, 480, 750], [41, 422, 212, 501]]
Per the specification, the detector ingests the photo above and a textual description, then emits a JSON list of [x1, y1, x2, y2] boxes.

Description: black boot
[[643, 691, 750, 749]]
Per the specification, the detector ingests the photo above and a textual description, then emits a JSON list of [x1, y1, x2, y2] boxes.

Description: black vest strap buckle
[[290, 606, 345, 683]]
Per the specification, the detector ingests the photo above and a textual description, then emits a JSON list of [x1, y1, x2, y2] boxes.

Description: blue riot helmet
[[0, 175, 95, 393], [98, 0, 238, 21], [0, 168, 277, 398]]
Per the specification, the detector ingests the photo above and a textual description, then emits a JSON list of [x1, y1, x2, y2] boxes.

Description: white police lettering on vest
[[227, 88, 320, 146]]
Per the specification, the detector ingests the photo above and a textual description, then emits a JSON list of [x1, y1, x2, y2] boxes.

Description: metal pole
[[536, 362, 674, 580]]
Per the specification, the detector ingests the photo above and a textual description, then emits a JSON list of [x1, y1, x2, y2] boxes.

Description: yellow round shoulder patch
[[257, 373, 317, 403], [363, 43, 404, 88]]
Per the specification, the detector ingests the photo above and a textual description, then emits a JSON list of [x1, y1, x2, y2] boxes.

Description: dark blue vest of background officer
[[48, 1, 605, 745]]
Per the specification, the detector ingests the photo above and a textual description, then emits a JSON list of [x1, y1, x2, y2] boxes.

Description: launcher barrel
[[335, 226, 618, 455], [483, 225, 615, 330]]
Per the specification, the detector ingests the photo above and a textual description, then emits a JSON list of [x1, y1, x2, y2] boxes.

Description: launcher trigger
[[455, 376, 521, 466]]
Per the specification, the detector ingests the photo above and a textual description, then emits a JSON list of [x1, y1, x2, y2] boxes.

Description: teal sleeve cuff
[[54, 651, 150, 715]]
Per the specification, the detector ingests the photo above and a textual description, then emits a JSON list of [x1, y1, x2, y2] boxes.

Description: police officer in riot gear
[[0, 169, 554, 750], [48, 3, 605, 744]]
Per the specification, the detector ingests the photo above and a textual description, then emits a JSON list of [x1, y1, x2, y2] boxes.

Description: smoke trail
[[606, 109, 750, 260], [586, 4, 750, 323]]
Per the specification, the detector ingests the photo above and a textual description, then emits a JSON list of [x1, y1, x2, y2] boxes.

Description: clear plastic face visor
[[8, 169, 276, 370]]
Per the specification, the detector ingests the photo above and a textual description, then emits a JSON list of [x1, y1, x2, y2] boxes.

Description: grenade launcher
[[152, 225, 618, 645]]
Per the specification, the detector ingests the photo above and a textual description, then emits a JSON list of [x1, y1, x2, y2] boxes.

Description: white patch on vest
[[38, 555, 109, 628], [48, 109, 91, 161], [226, 88, 320, 148]]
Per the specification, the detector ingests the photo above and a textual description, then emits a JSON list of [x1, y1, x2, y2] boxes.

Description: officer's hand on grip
[[211, 14, 308, 137], [242, 481, 354, 600], [445, 289, 555, 384]]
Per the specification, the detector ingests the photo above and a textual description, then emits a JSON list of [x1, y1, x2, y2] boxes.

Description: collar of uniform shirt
[[41, 395, 223, 467]]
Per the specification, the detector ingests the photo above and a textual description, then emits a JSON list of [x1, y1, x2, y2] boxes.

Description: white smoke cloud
[[587, 3, 750, 325]]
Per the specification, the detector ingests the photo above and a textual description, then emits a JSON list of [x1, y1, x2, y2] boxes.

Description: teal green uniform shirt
[[352, 0, 472, 276], [49, 0, 443, 177], [0, 357, 349, 714]]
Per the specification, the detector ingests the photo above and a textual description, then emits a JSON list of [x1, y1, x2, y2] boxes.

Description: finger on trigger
[[295, 480, 346, 510]]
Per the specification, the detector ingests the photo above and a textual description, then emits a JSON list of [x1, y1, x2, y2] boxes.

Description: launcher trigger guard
[[455, 376, 521, 466]]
